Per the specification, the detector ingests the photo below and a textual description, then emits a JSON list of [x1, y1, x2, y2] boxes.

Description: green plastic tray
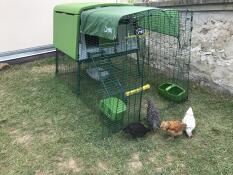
[[158, 83, 187, 102], [99, 97, 126, 121]]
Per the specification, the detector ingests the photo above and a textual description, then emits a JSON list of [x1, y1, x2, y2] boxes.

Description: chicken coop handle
[[125, 84, 150, 97]]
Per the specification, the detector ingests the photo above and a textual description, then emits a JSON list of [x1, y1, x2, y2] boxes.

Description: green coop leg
[[136, 35, 141, 76], [55, 49, 58, 74], [76, 61, 81, 95], [136, 52, 141, 76], [138, 51, 145, 121], [138, 91, 143, 121]]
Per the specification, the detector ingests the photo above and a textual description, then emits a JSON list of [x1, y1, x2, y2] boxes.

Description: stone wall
[[136, 0, 233, 94], [191, 12, 233, 94]]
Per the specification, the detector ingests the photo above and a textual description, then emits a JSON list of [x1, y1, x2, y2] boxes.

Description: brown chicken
[[160, 120, 187, 137]]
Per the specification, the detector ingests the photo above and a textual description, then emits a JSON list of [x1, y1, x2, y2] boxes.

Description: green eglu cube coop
[[53, 3, 193, 137]]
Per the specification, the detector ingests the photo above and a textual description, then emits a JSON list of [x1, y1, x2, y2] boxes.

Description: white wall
[[0, 0, 116, 53]]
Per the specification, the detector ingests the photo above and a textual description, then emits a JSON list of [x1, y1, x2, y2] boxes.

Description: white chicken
[[182, 107, 196, 137]]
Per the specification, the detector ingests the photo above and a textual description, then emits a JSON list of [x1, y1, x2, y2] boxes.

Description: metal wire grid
[[144, 10, 193, 96], [55, 9, 193, 137]]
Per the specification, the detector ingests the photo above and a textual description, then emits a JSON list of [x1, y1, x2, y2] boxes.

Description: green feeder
[[99, 97, 127, 121], [158, 83, 187, 102]]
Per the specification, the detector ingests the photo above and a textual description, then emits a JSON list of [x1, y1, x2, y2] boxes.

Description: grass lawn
[[0, 58, 233, 175]]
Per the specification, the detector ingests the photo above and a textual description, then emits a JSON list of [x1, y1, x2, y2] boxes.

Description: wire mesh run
[[144, 10, 193, 102], [56, 50, 78, 93], [55, 8, 193, 137], [88, 53, 145, 137], [56, 50, 145, 137]]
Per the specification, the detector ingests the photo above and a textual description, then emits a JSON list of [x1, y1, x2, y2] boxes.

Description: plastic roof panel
[[80, 6, 155, 40], [54, 3, 129, 15]]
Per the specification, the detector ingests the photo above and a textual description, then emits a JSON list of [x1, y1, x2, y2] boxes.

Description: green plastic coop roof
[[80, 6, 155, 40], [54, 2, 130, 15], [53, 3, 180, 59]]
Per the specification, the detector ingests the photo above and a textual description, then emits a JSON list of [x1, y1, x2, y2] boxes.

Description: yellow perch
[[125, 84, 150, 97]]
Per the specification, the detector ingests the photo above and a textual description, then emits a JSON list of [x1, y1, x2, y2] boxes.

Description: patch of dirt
[[58, 158, 83, 174], [155, 167, 163, 173], [165, 154, 174, 166], [128, 153, 143, 174], [148, 152, 175, 173], [0, 89, 6, 97], [35, 170, 52, 175], [39, 132, 53, 144], [147, 151, 160, 163], [97, 161, 108, 171], [89, 161, 109, 174], [0, 63, 10, 71], [9, 129, 33, 148], [68, 158, 80, 172], [15, 134, 32, 145], [31, 65, 54, 74], [8, 130, 18, 139]]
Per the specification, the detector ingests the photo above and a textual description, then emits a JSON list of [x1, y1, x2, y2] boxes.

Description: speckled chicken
[[146, 99, 160, 130], [160, 120, 186, 137]]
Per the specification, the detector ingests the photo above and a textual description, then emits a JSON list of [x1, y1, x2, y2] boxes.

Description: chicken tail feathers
[[182, 123, 187, 129]]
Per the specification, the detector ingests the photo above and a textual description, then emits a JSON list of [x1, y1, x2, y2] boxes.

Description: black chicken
[[146, 99, 160, 130], [123, 122, 151, 138]]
